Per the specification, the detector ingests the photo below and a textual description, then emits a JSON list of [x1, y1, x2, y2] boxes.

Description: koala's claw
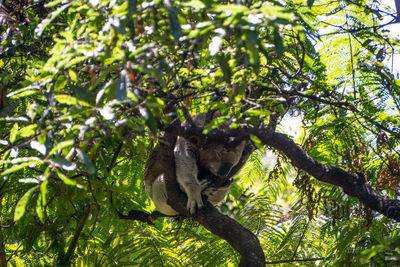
[[199, 179, 209, 188], [187, 196, 203, 214], [186, 180, 209, 214]]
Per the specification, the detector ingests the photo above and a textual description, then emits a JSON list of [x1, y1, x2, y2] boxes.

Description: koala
[[174, 113, 247, 214], [145, 173, 178, 216], [144, 113, 252, 216]]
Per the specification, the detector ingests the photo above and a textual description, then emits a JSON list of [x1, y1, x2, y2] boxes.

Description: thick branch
[[195, 201, 265, 267], [164, 173, 266, 267], [164, 120, 248, 148], [253, 129, 400, 221], [164, 123, 400, 222], [266, 257, 326, 264]]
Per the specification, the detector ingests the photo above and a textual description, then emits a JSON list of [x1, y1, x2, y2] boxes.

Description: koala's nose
[[217, 163, 233, 177]]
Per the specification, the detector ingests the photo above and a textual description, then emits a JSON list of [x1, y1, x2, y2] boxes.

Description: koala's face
[[199, 141, 246, 177]]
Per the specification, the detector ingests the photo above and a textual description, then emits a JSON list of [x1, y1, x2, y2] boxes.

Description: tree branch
[[253, 128, 400, 221], [164, 122, 400, 222], [115, 209, 168, 225], [266, 257, 326, 264], [107, 141, 123, 173], [0, 239, 6, 267], [65, 206, 92, 263], [146, 112, 400, 265]]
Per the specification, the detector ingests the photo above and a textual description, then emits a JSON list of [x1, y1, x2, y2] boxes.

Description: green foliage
[[0, 0, 400, 265]]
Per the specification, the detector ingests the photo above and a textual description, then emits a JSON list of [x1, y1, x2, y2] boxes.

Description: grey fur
[[145, 113, 251, 215]]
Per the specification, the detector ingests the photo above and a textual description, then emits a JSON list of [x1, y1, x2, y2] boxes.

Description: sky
[[381, 0, 400, 36], [381, 0, 400, 76]]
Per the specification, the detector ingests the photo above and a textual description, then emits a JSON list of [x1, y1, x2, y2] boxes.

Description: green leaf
[[49, 140, 74, 156], [14, 186, 37, 221], [54, 75, 67, 91], [76, 149, 95, 174], [1, 161, 39, 176], [64, 56, 89, 68], [69, 69, 78, 83], [116, 70, 127, 101], [250, 135, 263, 149], [9, 123, 18, 144], [203, 116, 230, 134], [36, 180, 48, 223], [259, 5, 294, 20], [18, 124, 38, 138], [45, 0, 64, 8], [244, 33, 260, 67], [217, 54, 232, 83], [8, 89, 38, 99], [273, 28, 285, 58], [307, 0, 315, 8], [51, 158, 76, 171], [136, 140, 147, 155], [214, 4, 248, 15], [182, 0, 205, 9], [35, 3, 72, 36], [31, 140, 47, 155], [164, 0, 181, 41], [73, 85, 92, 102], [54, 94, 90, 107], [56, 170, 77, 186]]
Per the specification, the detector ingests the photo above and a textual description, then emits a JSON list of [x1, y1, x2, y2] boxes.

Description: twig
[[5, 243, 23, 264], [65, 206, 92, 262], [258, 84, 399, 137], [107, 141, 123, 173], [291, 220, 309, 259], [344, 6, 357, 99], [166, 50, 189, 85], [177, 102, 194, 126], [116, 209, 170, 224], [266, 257, 326, 264], [319, 20, 398, 37]]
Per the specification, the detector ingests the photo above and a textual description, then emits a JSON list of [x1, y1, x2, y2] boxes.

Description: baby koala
[[174, 113, 246, 214]]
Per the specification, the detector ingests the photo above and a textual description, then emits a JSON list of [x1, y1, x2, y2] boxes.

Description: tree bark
[[0, 240, 6, 267]]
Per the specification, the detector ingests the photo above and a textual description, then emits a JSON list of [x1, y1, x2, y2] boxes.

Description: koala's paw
[[202, 186, 216, 196], [186, 180, 208, 214]]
